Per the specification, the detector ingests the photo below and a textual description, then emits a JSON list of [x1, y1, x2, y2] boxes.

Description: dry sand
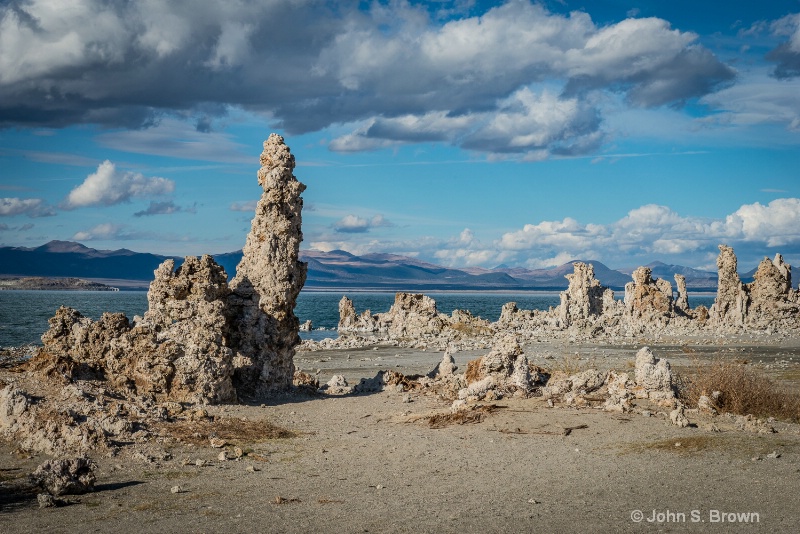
[[2, 339, 800, 533]]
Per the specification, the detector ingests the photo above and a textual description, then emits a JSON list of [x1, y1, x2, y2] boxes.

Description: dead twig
[[498, 428, 528, 435], [273, 496, 301, 505], [562, 424, 588, 436]]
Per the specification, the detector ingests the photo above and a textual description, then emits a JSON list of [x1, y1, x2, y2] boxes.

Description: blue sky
[[2, 0, 800, 272]]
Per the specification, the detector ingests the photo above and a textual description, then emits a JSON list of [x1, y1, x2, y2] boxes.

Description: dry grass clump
[[449, 322, 493, 336], [427, 404, 501, 429], [464, 358, 482, 384], [158, 417, 296, 446], [677, 359, 800, 423], [553, 352, 595, 376]]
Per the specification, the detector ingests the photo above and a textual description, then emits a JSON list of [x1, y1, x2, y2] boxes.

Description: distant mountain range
[[0, 240, 727, 291]]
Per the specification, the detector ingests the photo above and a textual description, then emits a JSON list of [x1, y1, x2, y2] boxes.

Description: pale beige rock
[[228, 133, 307, 398], [542, 368, 606, 401], [30, 457, 97, 496], [625, 267, 673, 320], [633, 347, 675, 400], [39, 253, 236, 405], [711, 244, 748, 326], [670, 404, 689, 428], [674, 274, 690, 314], [2, 134, 310, 456], [455, 336, 539, 400], [321, 374, 352, 395], [338, 296, 358, 331], [603, 371, 631, 412], [558, 263, 612, 326], [429, 349, 457, 378], [143, 255, 236, 404], [697, 395, 717, 414], [385, 293, 447, 337]]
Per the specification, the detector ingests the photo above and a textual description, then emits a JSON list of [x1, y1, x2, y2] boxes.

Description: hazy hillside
[[1, 241, 725, 291]]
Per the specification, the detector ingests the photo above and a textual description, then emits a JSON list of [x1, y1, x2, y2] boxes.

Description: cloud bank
[[314, 198, 800, 270], [0, 0, 736, 158]]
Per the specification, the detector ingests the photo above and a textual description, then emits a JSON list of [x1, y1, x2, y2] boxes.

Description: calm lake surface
[[0, 289, 717, 346]]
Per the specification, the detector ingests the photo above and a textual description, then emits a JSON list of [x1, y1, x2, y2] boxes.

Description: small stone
[[375, 484, 384, 490], [233, 447, 244, 459], [669, 405, 689, 428], [209, 437, 227, 448], [217, 451, 228, 461], [402, 394, 412, 403], [37, 493, 57, 508], [641, 410, 651, 417], [527, 498, 540, 504], [766, 451, 781, 459], [195, 459, 206, 467], [246, 465, 259, 472], [674, 442, 681, 447], [170, 485, 185, 494], [547, 399, 554, 408]]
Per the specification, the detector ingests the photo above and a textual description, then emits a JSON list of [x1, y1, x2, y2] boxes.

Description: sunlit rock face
[[228, 134, 307, 399]]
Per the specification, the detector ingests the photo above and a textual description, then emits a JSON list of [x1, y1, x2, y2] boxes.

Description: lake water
[[0, 289, 718, 347]]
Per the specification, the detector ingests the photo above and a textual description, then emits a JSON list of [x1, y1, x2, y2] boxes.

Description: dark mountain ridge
[[1, 240, 727, 291]]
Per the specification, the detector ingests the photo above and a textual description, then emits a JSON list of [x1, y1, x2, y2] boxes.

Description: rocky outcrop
[[30, 457, 97, 496], [631, 347, 675, 401], [674, 274, 690, 314], [385, 293, 447, 337], [36, 256, 236, 405], [624, 267, 673, 321], [36, 134, 306, 405], [747, 254, 799, 323], [228, 133, 307, 398], [337, 292, 452, 337], [711, 245, 748, 326], [1, 134, 308, 456], [310, 245, 800, 355], [143, 255, 235, 404], [338, 296, 358, 330], [711, 246, 800, 328], [458, 336, 537, 400], [558, 263, 614, 326], [429, 349, 457, 378]]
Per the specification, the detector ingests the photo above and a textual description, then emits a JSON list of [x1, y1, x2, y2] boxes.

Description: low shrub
[[676, 359, 800, 423]]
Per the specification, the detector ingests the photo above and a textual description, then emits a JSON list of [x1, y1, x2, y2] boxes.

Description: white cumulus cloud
[[332, 214, 393, 233], [0, 197, 55, 217], [64, 160, 174, 209]]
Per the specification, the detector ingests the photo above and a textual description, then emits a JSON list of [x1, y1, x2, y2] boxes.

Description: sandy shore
[[2, 338, 800, 533]]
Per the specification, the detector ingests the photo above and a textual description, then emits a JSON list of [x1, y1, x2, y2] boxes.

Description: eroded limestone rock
[[624, 267, 673, 321], [30, 457, 97, 496], [228, 133, 307, 398], [558, 263, 613, 327], [712, 244, 748, 326], [385, 293, 447, 337], [3, 134, 309, 457], [674, 274, 690, 314], [338, 296, 358, 330], [38, 255, 236, 405], [429, 349, 457, 378], [632, 346, 675, 401], [711, 245, 800, 328], [143, 255, 235, 404], [459, 336, 536, 400], [670, 404, 689, 428]]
